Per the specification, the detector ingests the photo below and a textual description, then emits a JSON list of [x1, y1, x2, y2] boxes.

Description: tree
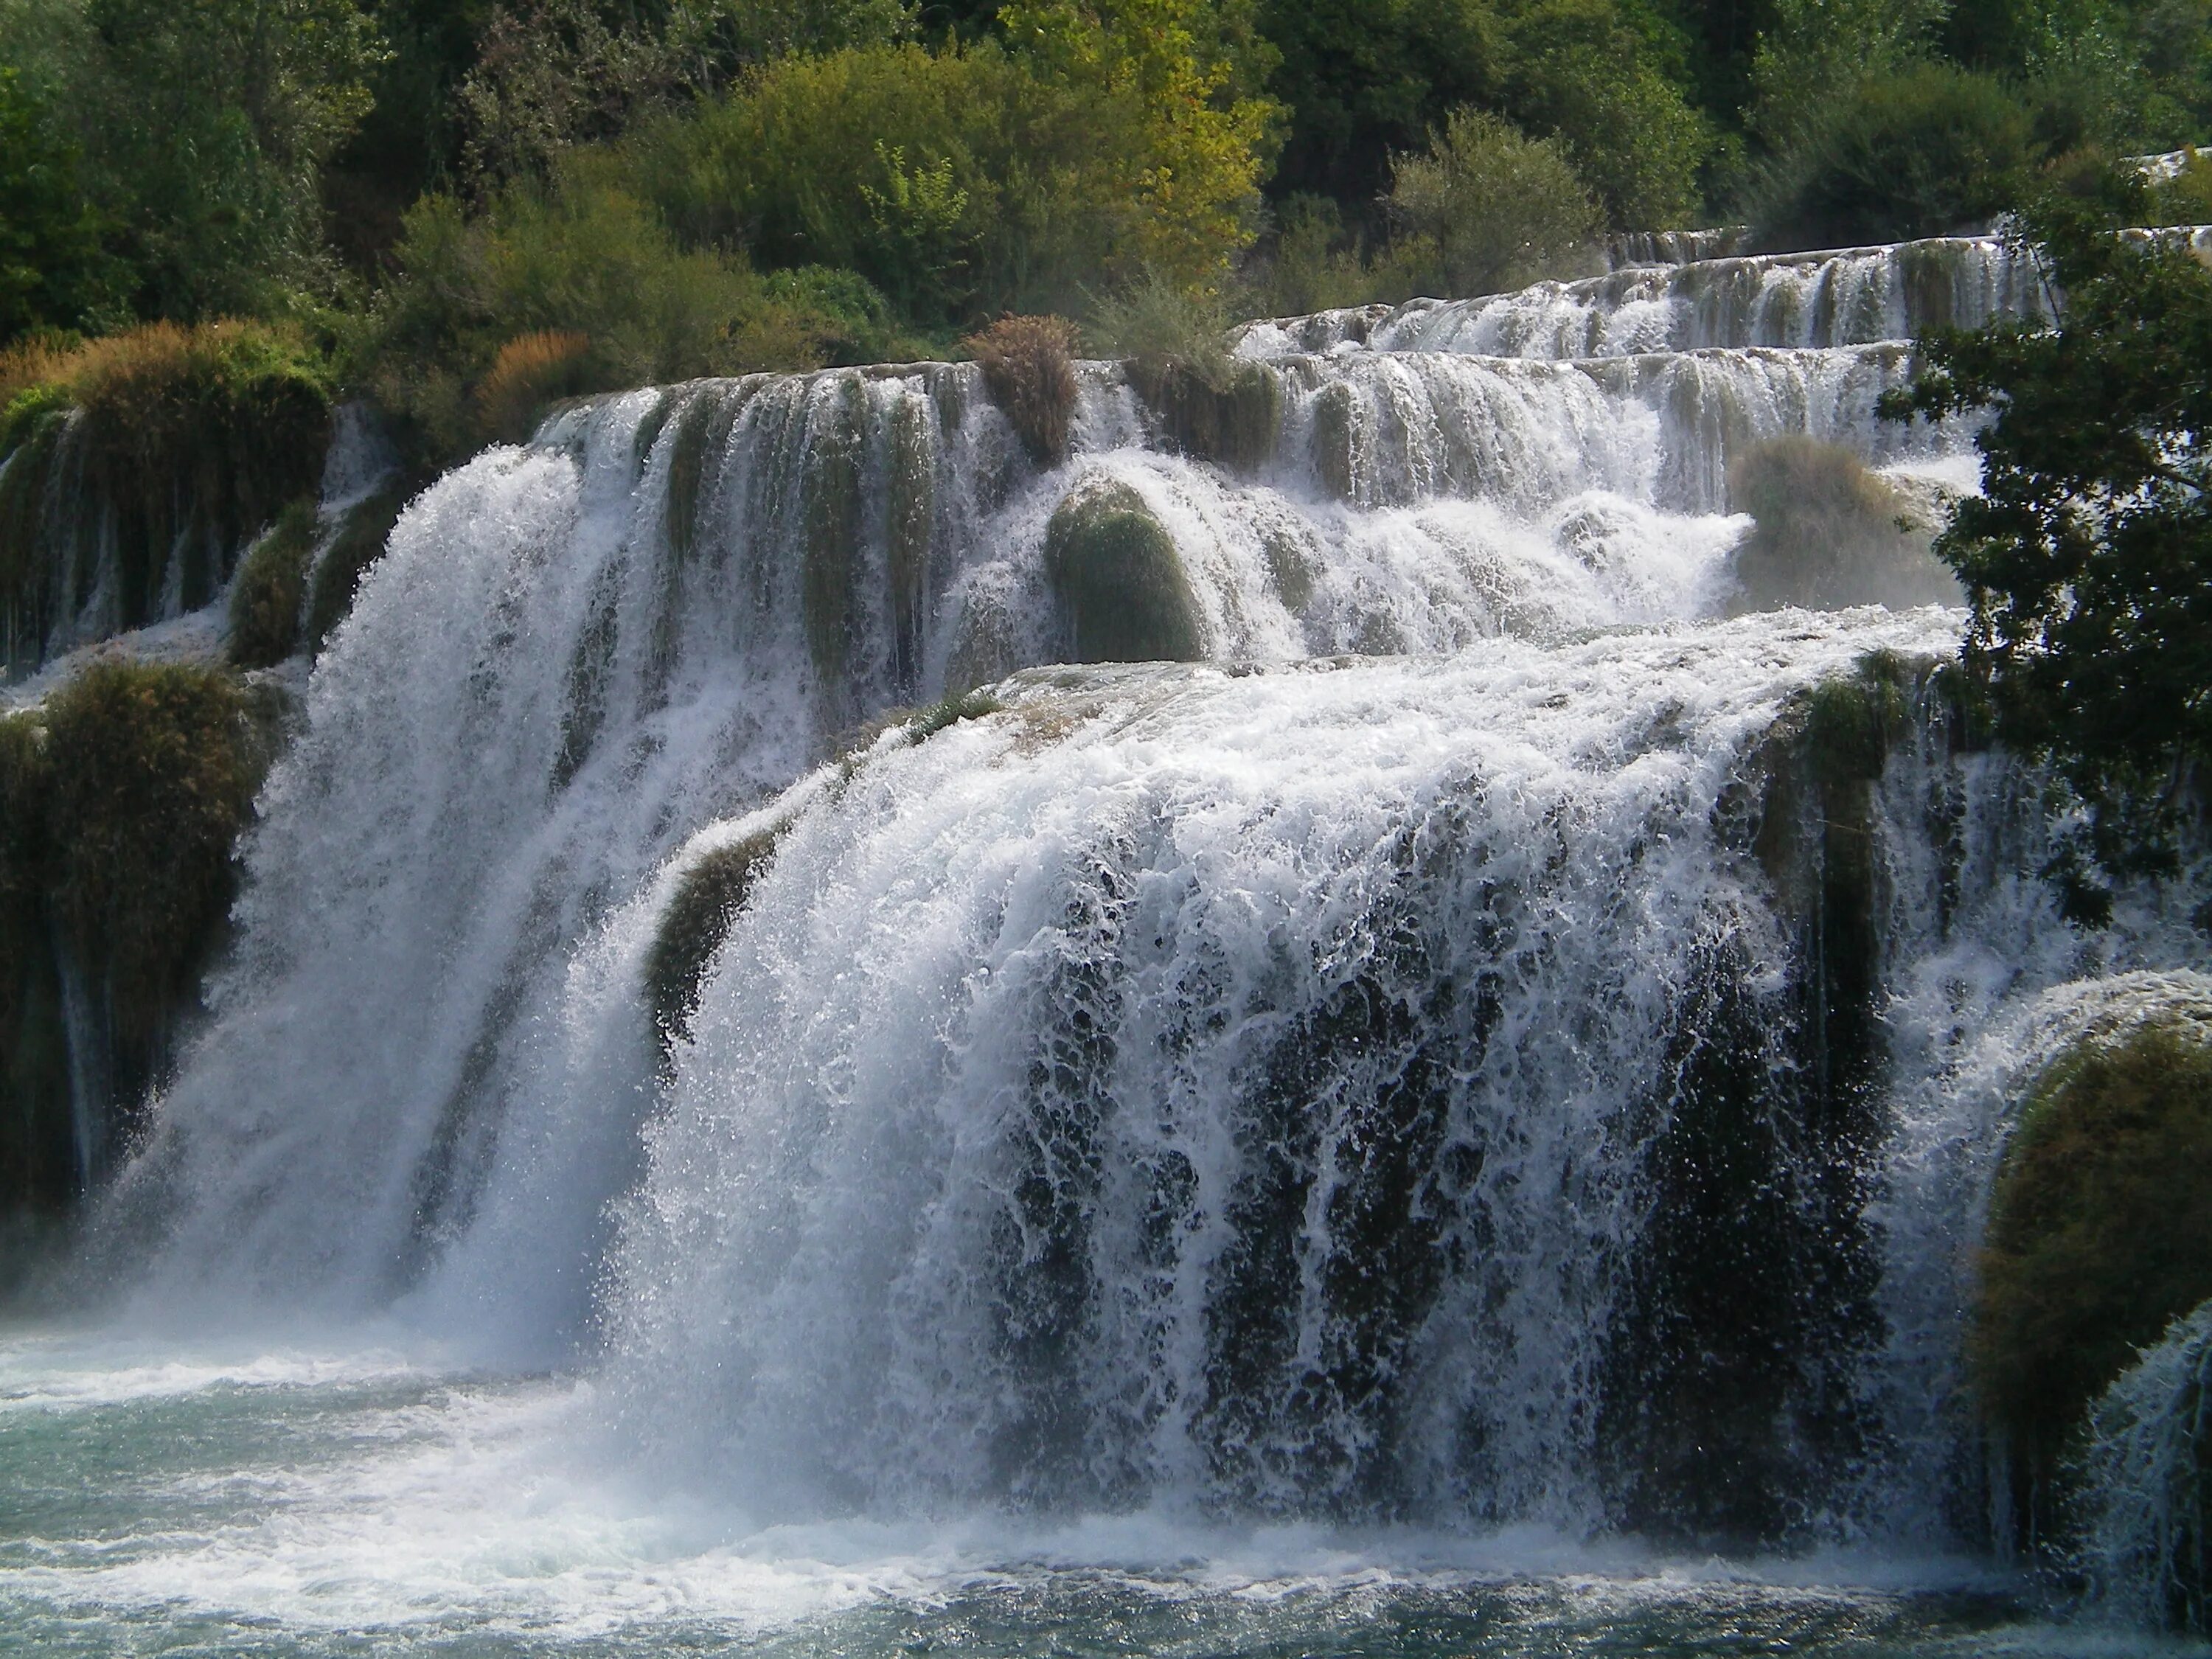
[[1879, 172, 2212, 917], [0, 66, 118, 341]]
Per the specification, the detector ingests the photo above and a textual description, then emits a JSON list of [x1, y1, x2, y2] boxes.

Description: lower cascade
[[9, 239, 2211, 1649]]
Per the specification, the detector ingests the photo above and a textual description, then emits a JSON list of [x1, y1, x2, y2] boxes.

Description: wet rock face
[[1043, 481, 1205, 665]]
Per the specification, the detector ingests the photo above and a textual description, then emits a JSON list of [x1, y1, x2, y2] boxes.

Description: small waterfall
[[2079, 1300, 2212, 1632]]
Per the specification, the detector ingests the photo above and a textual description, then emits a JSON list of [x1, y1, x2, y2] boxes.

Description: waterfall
[[75, 234, 2209, 1561]]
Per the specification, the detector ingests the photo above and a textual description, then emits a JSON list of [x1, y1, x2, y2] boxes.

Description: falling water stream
[[3, 234, 2206, 1655]]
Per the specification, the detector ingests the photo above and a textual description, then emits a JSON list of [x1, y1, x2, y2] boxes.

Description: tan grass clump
[[473, 330, 594, 445], [965, 315, 1081, 466]]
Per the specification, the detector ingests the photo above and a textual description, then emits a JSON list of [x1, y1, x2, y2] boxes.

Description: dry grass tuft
[[473, 330, 594, 445], [965, 314, 1080, 466]]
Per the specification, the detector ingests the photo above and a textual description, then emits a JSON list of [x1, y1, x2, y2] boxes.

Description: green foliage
[[966, 313, 1081, 465], [1725, 437, 1960, 612], [1975, 1017, 2212, 1491], [1750, 64, 2041, 250], [1085, 267, 1235, 377], [1043, 479, 1206, 661], [1, 0, 386, 321], [1492, 0, 1714, 227], [354, 164, 867, 464], [1747, 0, 1946, 139], [0, 66, 119, 343], [229, 498, 320, 668], [646, 32, 1270, 328], [1880, 173, 2212, 902], [1244, 195, 1390, 316], [1385, 108, 1604, 298]]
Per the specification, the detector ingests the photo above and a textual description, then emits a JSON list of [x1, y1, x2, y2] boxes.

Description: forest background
[[7, 0, 2212, 473]]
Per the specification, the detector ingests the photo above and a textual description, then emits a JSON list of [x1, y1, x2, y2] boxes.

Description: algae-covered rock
[[227, 498, 319, 669], [306, 482, 409, 652], [1309, 380, 1360, 502], [0, 658, 271, 1198], [1131, 360, 1282, 473], [1975, 1010, 2212, 1494], [1043, 481, 1204, 664], [644, 825, 785, 1057], [803, 377, 866, 698]]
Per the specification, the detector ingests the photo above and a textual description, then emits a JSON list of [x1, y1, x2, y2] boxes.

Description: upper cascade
[[1237, 229, 2211, 362]]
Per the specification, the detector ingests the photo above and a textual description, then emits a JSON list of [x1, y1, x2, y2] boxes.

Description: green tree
[[1385, 106, 1603, 294], [1879, 173, 2212, 914], [0, 66, 118, 341]]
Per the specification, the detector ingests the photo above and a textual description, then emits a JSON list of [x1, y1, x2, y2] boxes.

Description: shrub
[[1975, 1017, 2212, 1498], [473, 330, 594, 445], [1750, 64, 2039, 250], [1492, 0, 1714, 229], [0, 656, 270, 1186], [1385, 109, 1605, 299], [1043, 479, 1205, 662], [1085, 268, 1234, 381], [228, 498, 319, 668], [357, 170, 830, 466], [1724, 438, 1961, 613], [966, 314, 1080, 465], [644, 32, 1270, 327]]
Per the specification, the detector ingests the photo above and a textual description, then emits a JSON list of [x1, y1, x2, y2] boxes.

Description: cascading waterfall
[[66, 232, 2210, 1590]]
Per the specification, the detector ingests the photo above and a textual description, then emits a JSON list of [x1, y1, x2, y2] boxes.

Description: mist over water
[[7, 235, 2208, 1654]]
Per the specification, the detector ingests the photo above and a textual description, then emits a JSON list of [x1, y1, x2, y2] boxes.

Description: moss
[[1975, 1018, 2212, 1503], [967, 315, 1081, 466], [1132, 359, 1282, 473], [1043, 481, 1204, 664], [305, 482, 409, 652], [227, 498, 319, 669], [643, 825, 784, 1058], [908, 688, 1004, 740], [1260, 522, 1320, 613], [663, 385, 745, 563], [0, 658, 268, 1191], [1310, 380, 1359, 502], [888, 393, 934, 692], [802, 378, 866, 700]]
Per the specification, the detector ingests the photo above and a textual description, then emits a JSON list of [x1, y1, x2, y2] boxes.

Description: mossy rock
[[1976, 1014, 2212, 1499], [306, 482, 409, 653], [803, 378, 867, 697], [1043, 482, 1204, 664], [1309, 380, 1360, 502], [0, 657, 269, 1190], [227, 498, 319, 669], [644, 825, 785, 1058], [1132, 361, 1282, 473]]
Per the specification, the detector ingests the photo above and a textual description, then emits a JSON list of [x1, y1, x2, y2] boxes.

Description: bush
[[355, 168, 851, 465], [228, 498, 319, 668], [1085, 268, 1234, 380], [1750, 64, 2040, 250], [1975, 1017, 2212, 1497], [0, 656, 271, 1185], [644, 32, 1270, 327], [966, 314, 1081, 465], [1043, 479, 1205, 662], [1492, 0, 1714, 229], [1724, 438, 1961, 613], [1385, 108, 1605, 299], [473, 330, 594, 444]]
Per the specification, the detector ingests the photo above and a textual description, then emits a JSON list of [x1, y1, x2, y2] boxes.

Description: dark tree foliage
[[0, 69, 118, 342], [1881, 172, 2212, 917]]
